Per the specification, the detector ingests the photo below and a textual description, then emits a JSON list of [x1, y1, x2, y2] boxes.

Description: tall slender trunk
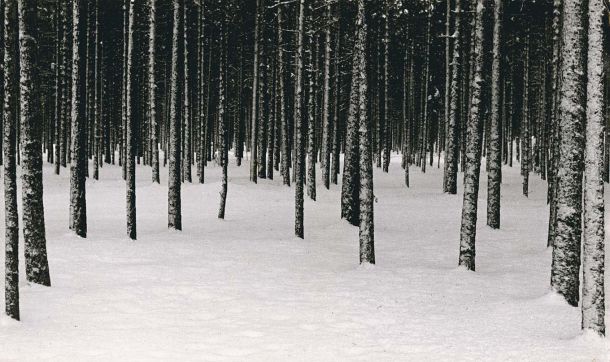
[[320, 3, 332, 189], [168, 0, 183, 230], [278, 2, 290, 186], [444, 0, 461, 194], [149, 0, 159, 184], [486, 0, 502, 228], [306, 5, 316, 201], [458, 0, 485, 271], [125, 0, 136, 240], [218, 22, 228, 220], [250, 0, 260, 183], [294, 0, 305, 238]]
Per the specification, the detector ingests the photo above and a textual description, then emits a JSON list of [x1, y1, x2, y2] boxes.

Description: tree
[[4, 0, 19, 320], [125, 0, 136, 240], [550, 0, 586, 307], [218, 19, 228, 220], [294, 0, 305, 238], [149, 0, 160, 184], [356, 0, 373, 265], [168, 0, 183, 231], [320, 3, 332, 190], [458, 0, 486, 271], [306, 2, 316, 202], [278, 1, 290, 187], [250, 0, 260, 184], [19, 0, 51, 286], [581, 0, 605, 336], [486, 0, 502, 229], [70, 0, 87, 239]]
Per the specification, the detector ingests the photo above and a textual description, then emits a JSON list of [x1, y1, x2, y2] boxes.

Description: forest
[[1, 0, 609, 359]]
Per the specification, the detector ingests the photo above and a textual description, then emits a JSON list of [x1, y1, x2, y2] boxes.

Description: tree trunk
[[581, 0, 605, 336], [149, 0, 160, 184], [320, 3, 331, 189], [294, 0, 305, 238], [125, 0, 136, 240], [168, 0, 183, 230], [486, 0, 502, 229], [4, 0, 19, 319], [458, 0, 485, 271], [356, 0, 373, 265], [550, 0, 586, 307], [19, 0, 51, 285]]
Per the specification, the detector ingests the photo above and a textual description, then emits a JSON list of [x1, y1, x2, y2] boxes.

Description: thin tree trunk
[[168, 0, 183, 230], [294, 0, 305, 238], [486, 0, 502, 228], [458, 0, 485, 271], [149, 0, 159, 184]]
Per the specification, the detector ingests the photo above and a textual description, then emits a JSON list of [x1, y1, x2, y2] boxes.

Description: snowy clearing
[[1, 155, 608, 361]]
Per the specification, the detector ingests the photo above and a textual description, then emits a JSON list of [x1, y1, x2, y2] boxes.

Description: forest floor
[[0, 154, 608, 361]]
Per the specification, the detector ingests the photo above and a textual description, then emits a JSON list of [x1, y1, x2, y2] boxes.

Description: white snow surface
[[1, 154, 608, 361]]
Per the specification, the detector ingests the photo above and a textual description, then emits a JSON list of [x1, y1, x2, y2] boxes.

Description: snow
[[0, 154, 608, 361]]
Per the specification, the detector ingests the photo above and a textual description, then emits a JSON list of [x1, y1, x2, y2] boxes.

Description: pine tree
[[70, 0, 87, 239], [4, 0, 19, 320], [486, 0, 502, 229], [581, 0, 605, 336], [550, 0, 586, 307], [218, 18, 228, 220], [356, 0, 373, 265], [19, 0, 51, 286], [458, 0, 486, 271], [168, 0, 183, 230], [149, 0, 160, 184], [320, 3, 331, 190], [125, 0, 136, 240], [294, 0, 305, 238]]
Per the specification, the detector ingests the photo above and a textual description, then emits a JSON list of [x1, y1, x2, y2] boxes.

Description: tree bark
[[550, 0, 586, 307], [458, 0, 486, 271], [19, 0, 51, 285], [581, 0, 605, 336]]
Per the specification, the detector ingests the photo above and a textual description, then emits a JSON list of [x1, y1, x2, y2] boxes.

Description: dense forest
[[2, 0, 609, 348]]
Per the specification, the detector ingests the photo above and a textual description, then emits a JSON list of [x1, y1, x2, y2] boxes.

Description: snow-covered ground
[[1, 154, 608, 361]]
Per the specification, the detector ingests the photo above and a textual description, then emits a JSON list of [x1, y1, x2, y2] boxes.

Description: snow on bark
[[183, 0, 191, 184], [320, 3, 332, 190], [168, 0, 183, 231], [4, 0, 19, 319], [278, 3, 290, 187], [306, 4, 316, 202], [356, 0, 374, 265], [486, 0, 502, 229], [458, 0, 486, 271], [443, 0, 461, 194], [70, 0, 87, 239], [149, 0, 160, 184], [550, 0, 586, 307], [250, 0, 260, 184], [340, 2, 364, 226], [582, 0, 605, 336], [294, 0, 305, 238], [19, 0, 51, 285], [125, 0, 136, 240], [218, 25, 228, 220]]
